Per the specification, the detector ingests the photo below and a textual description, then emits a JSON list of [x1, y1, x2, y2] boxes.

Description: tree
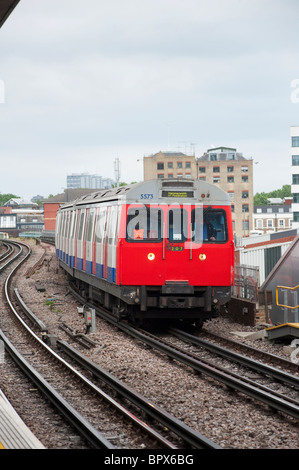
[[0, 193, 19, 206], [254, 185, 291, 205]]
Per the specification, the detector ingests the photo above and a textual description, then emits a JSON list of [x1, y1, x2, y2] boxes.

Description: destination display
[[162, 190, 194, 198]]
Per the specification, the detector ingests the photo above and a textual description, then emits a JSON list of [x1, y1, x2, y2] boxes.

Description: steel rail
[[1, 242, 179, 449], [1, 242, 114, 449], [0, 330, 114, 449], [70, 290, 299, 420], [169, 328, 299, 390], [57, 339, 221, 449], [0, 242, 13, 262]]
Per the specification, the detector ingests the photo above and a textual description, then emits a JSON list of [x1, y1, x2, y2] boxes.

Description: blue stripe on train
[[61, 255, 116, 283]]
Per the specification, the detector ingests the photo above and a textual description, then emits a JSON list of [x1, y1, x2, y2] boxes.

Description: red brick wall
[[44, 203, 60, 231]]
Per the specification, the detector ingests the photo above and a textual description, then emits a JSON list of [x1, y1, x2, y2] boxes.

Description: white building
[[253, 201, 293, 234], [291, 126, 299, 229], [67, 173, 114, 190]]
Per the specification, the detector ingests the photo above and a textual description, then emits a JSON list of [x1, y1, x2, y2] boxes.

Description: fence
[[233, 263, 260, 302]]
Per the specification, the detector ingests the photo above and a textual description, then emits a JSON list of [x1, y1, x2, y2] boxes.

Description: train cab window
[[191, 208, 228, 243], [126, 206, 161, 242], [168, 208, 188, 242]]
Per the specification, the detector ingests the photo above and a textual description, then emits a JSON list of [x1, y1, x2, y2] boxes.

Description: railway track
[[200, 328, 299, 374], [67, 285, 299, 422], [0, 240, 219, 449]]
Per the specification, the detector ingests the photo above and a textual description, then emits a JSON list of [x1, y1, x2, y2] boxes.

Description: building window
[[227, 166, 234, 172], [242, 175, 248, 182], [292, 155, 299, 165], [267, 208, 272, 213], [227, 176, 234, 183], [177, 162, 183, 168], [242, 204, 249, 212], [256, 219, 263, 228], [227, 153, 235, 160], [177, 173, 183, 178], [185, 173, 191, 178], [168, 174, 173, 178], [241, 166, 248, 172], [157, 162, 164, 170], [293, 212, 299, 222], [157, 174, 164, 179], [213, 177, 220, 183], [167, 162, 173, 169], [199, 167, 206, 173], [267, 219, 273, 227], [209, 153, 217, 161], [279, 219, 285, 227], [293, 193, 299, 203], [228, 192, 234, 200], [213, 166, 220, 173], [242, 191, 249, 199], [292, 136, 299, 147], [185, 162, 191, 168], [243, 220, 249, 230], [199, 177, 206, 181], [231, 205, 234, 212], [293, 174, 299, 184], [278, 207, 284, 213], [256, 208, 262, 213]]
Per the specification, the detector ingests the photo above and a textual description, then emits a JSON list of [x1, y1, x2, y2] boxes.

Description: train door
[[107, 205, 119, 282], [69, 210, 76, 268], [92, 208, 99, 276], [163, 206, 191, 281], [82, 208, 89, 272], [94, 206, 106, 278], [74, 209, 80, 268], [85, 208, 95, 274], [76, 209, 85, 270], [102, 206, 111, 280]]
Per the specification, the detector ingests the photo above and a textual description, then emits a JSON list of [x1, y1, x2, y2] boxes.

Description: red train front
[[56, 179, 234, 326]]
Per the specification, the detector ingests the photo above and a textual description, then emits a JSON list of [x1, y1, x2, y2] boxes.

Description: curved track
[[0, 240, 219, 449]]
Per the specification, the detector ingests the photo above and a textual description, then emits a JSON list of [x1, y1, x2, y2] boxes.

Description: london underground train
[[55, 179, 235, 326]]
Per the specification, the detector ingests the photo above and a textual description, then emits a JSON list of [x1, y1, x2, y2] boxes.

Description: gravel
[[13, 240, 299, 449]]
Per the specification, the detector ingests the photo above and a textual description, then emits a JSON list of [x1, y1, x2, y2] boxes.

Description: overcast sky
[[1, 0, 299, 199]]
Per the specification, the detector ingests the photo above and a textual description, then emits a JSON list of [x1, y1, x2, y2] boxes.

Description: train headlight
[[147, 253, 155, 261], [199, 253, 206, 261]]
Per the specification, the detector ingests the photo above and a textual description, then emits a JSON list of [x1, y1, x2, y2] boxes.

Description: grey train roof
[[60, 179, 231, 209]]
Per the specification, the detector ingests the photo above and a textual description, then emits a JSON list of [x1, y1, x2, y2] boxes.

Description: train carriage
[[55, 179, 235, 325]]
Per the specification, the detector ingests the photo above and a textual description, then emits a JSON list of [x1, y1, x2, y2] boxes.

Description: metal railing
[[276, 285, 299, 323], [233, 264, 260, 302]]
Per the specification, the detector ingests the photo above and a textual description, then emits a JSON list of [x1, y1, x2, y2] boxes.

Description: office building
[[197, 147, 254, 239], [67, 173, 114, 190], [143, 151, 197, 180]]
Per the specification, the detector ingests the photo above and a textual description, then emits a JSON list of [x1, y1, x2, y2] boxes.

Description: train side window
[[126, 206, 162, 242], [95, 207, 106, 243], [108, 206, 117, 244], [70, 211, 76, 239], [78, 211, 85, 240], [87, 211, 95, 242], [191, 208, 228, 243], [168, 208, 188, 242]]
